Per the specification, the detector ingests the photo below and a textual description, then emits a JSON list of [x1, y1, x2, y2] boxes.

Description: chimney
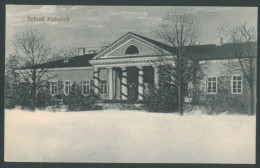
[[194, 41, 200, 45], [101, 46, 108, 50], [88, 50, 97, 54], [216, 36, 224, 46], [78, 48, 85, 55]]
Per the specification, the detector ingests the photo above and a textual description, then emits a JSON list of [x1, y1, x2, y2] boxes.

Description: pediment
[[93, 33, 167, 60], [105, 38, 159, 58]]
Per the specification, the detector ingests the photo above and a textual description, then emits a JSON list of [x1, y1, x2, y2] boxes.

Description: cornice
[[46, 67, 94, 72], [17, 66, 94, 73]]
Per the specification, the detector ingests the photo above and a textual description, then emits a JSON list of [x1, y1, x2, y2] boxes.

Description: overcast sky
[[6, 5, 257, 56]]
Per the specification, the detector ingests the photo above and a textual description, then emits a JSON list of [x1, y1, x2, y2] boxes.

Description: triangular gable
[[93, 32, 170, 60]]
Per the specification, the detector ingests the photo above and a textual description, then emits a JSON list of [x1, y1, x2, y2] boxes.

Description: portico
[[90, 63, 159, 101], [87, 32, 172, 101]]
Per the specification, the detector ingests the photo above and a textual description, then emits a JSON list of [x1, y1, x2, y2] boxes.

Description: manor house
[[33, 32, 256, 111]]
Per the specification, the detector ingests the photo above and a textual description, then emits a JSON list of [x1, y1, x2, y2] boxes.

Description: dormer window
[[125, 45, 139, 54], [63, 58, 69, 63]]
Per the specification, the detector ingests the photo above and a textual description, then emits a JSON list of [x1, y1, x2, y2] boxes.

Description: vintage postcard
[[4, 5, 257, 163]]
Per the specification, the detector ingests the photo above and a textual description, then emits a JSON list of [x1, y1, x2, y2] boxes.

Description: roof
[[191, 42, 257, 60], [22, 33, 257, 69], [129, 32, 257, 60], [22, 53, 96, 69], [129, 32, 174, 52]]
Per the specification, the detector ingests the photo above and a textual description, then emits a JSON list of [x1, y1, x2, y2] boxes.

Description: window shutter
[[58, 81, 63, 94], [46, 81, 50, 93], [90, 80, 94, 95], [80, 81, 83, 95]]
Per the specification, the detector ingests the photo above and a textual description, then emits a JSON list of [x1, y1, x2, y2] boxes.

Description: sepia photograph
[[4, 5, 257, 163]]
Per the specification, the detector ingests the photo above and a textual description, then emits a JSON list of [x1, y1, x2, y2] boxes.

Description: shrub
[[80, 103, 103, 111], [200, 76, 250, 114], [202, 94, 250, 114], [183, 104, 207, 114], [63, 82, 85, 111], [144, 87, 178, 113], [62, 82, 103, 111], [4, 99, 16, 109], [36, 91, 58, 109], [15, 83, 31, 108], [118, 103, 146, 111]]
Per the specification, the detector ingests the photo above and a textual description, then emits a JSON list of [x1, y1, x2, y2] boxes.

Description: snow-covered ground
[[4, 109, 256, 163]]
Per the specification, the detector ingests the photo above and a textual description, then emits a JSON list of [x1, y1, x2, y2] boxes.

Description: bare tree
[[10, 29, 55, 110], [99, 34, 112, 50], [220, 22, 257, 115], [51, 45, 79, 61], [153, 12, 200, 115], [5, 55, 20, 104]]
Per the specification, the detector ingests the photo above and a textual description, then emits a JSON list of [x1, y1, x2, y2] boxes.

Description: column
[[108, 67, 113, 100], [138, 66, 144, 100], [121, 67, 128, 100], [93, 67, 100, 95], [153, 65, 159, 89]]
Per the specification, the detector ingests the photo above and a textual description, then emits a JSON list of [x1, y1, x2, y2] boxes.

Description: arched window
[[125, 45, 139, 54]]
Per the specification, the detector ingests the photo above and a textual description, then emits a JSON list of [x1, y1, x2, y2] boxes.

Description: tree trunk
[[179, 73, 184, 115], [250, 87, 254, 115], [192, 60, 197, 105], [179, 86, 184, 115], [249, 58, 255, 115], [31, 85, 36, 111], [178, 55, 184, 115], [32, 71, 37, 111]]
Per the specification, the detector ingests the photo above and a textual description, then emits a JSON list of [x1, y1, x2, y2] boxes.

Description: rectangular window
[[232, 75, 242, 94], [51, 81, 58, 95], [206, 77, 217, 94], [64, 81, 71, 95], [100, 80, 107, 95], [83, 81, 90, 95]]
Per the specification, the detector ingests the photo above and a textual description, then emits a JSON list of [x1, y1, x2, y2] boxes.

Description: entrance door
[[128, 82, 138, 102], [127, 67, 138, 102]]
